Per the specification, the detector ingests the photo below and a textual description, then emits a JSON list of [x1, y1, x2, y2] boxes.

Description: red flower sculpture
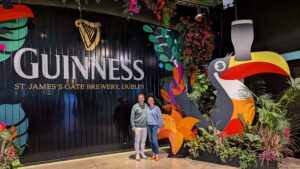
[[129, 0, 139, 14]]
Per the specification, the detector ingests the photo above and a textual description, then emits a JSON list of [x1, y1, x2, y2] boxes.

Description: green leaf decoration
[[0, 18, 27, 28], [149, 34, 158, 43], [171, 46, 176, 55], [161, 28, 168, 36], [0, 53, 11, 62], [159, 54, 169, 62], [238, 113, 246, 125], [171, 46, 179, 57], [0, 39, 25, 52], [0, 26, 28, 40], [143, 25, 153, 33], [162, 11, 171, 28], [165, 63, 173, 71], [166, 37, 172, 47], [154, 45, 164, 53]]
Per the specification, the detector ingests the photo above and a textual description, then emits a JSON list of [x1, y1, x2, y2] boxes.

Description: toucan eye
[[214, 61, 226, 72]]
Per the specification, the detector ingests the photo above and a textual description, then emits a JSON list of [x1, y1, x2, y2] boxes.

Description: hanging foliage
[[123, 0, 141, 16], [189, 71, 216, 115], [176, 16, 215, 75], [0, 122, 21, 169], [143, 0, 177, 27], [64, 0, 178, 27]]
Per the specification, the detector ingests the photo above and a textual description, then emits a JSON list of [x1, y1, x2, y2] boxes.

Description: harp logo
[[75, 19, 101, 51]]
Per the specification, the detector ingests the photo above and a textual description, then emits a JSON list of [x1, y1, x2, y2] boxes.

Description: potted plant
[[0, 122, 21, 169], [184, 78, 300, 169]]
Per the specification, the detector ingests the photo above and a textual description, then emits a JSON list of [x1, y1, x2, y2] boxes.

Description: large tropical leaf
[[171, 88, 182, 96], [173, 67, 180, 84], [160, 89, 171, 102], [162, 104, 175, 112]]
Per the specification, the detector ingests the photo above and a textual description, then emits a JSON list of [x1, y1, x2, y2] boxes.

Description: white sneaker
[[136, 155, 140, 161], [140, 154, 148, 159]]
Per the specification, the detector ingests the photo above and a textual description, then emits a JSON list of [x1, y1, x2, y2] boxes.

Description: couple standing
[[130, 94, 163, 161]]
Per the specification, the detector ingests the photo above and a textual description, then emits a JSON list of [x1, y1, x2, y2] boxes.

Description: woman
[[146, 96, 163, 161]]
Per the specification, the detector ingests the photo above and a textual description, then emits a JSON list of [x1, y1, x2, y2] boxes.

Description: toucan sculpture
[[0, 0, 33, 22], [175, 20, 290, 132], [0, 0, 33, 151], [0, 0, 34, 62]]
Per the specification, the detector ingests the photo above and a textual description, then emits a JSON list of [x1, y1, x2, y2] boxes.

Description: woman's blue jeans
[[147, 125, 159, 154]]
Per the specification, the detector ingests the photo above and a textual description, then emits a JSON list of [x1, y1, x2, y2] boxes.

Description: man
[[130, 93, 148, 161]]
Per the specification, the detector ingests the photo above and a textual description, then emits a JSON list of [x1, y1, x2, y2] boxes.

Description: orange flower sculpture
[[158, 109, 200, 155], [160, 65, 186, 112], [0, 122, 17, 141]]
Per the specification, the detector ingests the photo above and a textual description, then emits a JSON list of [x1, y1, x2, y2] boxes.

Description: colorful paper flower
[[160, 65, 186, 107], [8, 148, 15, 157], [129, 0, 139, 14], [283, 127, 289, 139], [0, 121, 6, 131], [0, 44, 6, 51], [158, 109, 200, 154], [143, 0, 177, 27], [219, 118, 244, 137], [10, 126, 18, 139]]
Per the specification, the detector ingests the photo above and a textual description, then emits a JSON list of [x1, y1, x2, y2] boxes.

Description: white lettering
[[91, 57, 106, 80], [63, 55, 69, 79], [133, 60, 144, 81], [108, 58, 120, 80], [14, 48, 39, 79], [13, 48, 145, 81], [71, 56, 89, 79], [41, 54, 60, 79], [121, 59, 133, 81]]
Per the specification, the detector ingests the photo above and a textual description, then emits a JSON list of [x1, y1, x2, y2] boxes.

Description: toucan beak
[[0, 4, 34, 22], [220, 51, 290, 80]]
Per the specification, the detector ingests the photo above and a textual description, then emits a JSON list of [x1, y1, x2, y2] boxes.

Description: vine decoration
[[143, 24, 202, 155], [123, 0, 141, 16], [143, 0, 177, 28], [143, 24, 180, 72], [176, 16, 215, 75], [64, 0, 177, 28]]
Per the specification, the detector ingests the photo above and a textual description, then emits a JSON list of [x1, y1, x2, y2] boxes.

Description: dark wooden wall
[[0, 5, 160, 163]]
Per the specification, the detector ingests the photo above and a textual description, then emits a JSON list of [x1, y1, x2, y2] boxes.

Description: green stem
[[162, 11, 170, 28]]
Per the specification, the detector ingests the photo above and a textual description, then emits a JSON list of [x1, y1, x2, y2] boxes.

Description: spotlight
[[195, 13, 203, 21], [223, 0, 234, 9], [195, 6, 205, 22], [40, 33, 48, 39]]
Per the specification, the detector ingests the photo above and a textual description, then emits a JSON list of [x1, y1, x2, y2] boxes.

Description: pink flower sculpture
[[129, 0, 139, 14], [0, 44, 6, 51]]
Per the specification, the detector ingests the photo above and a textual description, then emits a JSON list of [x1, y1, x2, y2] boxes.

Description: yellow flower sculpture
[[158, 109, 200, 155]]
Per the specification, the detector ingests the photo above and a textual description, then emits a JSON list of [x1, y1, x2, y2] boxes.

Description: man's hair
[[137, 93, 145, 98]]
